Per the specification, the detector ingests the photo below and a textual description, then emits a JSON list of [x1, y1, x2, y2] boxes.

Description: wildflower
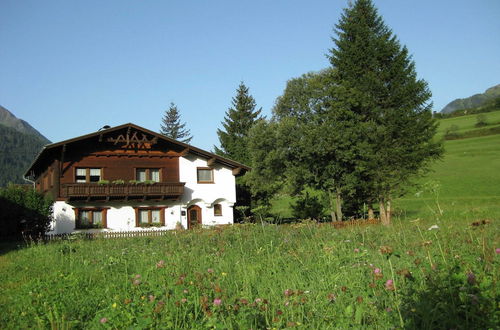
[[181, 298, 187, 303], [467, 272, 476, 285], [149, 295, 155, 302], [183, 289, 189, 294], [100, 317, 108, 323], [112, 303, 117, 308], [276, 310, 283, 315], [354, 248, 360, 253], [495, 248, 500, 254], [213, 298, 222, 306], [406, 250, 415, 256], [385, 279, 395, 291], [427, 225, 439, 230], [379, 246, 393, 255], [134, 274, 141, 279], [284, 289, 293, 297], [221, 272, 228, 276], [207, 268, 214, 273], [156, 260, 165, 268], [133, 279, 141, 286], [373, 268, 383, 279], [255, 298, 262, 303]]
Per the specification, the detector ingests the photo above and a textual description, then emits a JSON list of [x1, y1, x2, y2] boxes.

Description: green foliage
[[0, 217, 498, 328], [0, 184, 53, 238], [0, 123, 48, 187], [160, 102, 193, 144], [111, 179, 124, 184], [98, 180, 110, 185], [475, 113, 488, 127], [215, 82, 262, 165], [291, 191, 326, 220], [328, 0, 443, 221]]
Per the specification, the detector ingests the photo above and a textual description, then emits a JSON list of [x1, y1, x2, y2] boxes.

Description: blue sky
[[1, 0, 499, 151]]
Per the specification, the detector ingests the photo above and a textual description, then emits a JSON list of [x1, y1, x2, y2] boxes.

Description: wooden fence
[[44, 229, 172, 241]]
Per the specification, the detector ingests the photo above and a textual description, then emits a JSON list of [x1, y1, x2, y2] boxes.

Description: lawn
[[436, 110, 500, 139], [0, 218, 498, 328]]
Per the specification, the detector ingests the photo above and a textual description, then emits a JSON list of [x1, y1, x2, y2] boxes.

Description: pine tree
[[215, 82, 262, 165], [329, 0, 443, 224], [160, 102, 193, 144]]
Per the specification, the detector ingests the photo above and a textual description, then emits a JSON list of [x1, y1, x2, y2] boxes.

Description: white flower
[[427, 225, 439, 231]]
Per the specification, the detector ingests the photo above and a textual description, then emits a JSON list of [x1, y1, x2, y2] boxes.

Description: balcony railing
[[61, 182, 185, 200]]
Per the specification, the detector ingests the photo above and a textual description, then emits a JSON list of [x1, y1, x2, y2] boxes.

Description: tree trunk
[[368, 207, 375, 220], [379, 199, 391, 226], [386, 199, 391, 224], [336, 190, 343, 222], [329, 190, 338, 222]]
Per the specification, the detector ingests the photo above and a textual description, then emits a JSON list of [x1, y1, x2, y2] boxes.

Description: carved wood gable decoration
[[106, 129, 158, 149]]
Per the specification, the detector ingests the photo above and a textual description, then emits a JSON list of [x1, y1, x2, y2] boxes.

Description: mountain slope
[[441, 84, 500, 114], [0, 106, 50, 186], [0, 105, 50, 144]]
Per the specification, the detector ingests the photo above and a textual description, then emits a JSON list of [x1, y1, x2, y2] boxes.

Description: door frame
[[187, 205, 202, 229]]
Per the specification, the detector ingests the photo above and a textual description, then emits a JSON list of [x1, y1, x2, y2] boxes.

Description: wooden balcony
[[61, 182, 185, 201]]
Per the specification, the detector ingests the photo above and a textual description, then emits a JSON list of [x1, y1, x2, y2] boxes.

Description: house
[[24, 123, 250, 234]]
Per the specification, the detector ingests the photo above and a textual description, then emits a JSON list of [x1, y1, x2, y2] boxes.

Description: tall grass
[[1, 217, 498, 328]]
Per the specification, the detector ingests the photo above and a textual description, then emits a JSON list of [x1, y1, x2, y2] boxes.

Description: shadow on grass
[[400, 265, 497, 329]]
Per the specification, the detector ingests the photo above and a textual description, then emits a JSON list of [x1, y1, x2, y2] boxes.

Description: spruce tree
[[160, 102, 193, 144], [329, 0, 443, 224], [215, 82, 262, 165]]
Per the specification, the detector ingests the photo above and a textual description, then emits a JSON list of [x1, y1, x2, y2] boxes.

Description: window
[[135, 207, 165, 227], [75, 168, 101, 183], [197, 168, 214, 183], [136, 168, 160, 182], [214, 204, 222, 216], [74, 208, 107, 229]]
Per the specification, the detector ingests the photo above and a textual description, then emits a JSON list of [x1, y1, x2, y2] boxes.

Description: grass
[[0, 219, 498, 328], [1, 113, 499, 328], [436, 110, 500, 139]]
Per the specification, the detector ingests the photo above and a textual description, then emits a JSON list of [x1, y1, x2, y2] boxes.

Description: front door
[[187, 205, 202, 229]]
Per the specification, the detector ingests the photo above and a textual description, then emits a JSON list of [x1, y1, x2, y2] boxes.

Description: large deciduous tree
[[329, 0, 443, 224], [160, 102, 193, 144], [215, 82, 262, 165]]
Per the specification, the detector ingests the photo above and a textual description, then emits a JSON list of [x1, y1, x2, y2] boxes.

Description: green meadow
[[0, 113, 499, 329]]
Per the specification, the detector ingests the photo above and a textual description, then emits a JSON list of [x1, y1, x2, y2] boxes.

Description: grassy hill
[[440, 83, 500, 114], [270, 111, 500, 220]]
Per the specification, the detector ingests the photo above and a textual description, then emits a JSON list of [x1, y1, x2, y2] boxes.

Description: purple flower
[[100, 317, 108, 323], [284, 289, 293, 297], [134, 274, 141, 279], [156, 260, 165, 268], [385, 279, 395, 291], [207, 268, 214, 274], [374, 268, 381, 274], [213, 298, 222, 306], [467, 272, 476, 285], [495, 248, 500, 254]]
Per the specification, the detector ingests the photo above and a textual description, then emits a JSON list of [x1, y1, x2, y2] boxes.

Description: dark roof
[[24, 123, 250, 178]]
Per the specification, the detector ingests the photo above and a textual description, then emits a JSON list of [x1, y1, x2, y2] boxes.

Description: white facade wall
[[49, 154, 236, 234]]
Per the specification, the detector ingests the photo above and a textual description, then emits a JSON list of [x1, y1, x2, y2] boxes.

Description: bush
[[0, 184, 53, 239], [444, 125, 462, 140], [474, 114, 488, 127], [291, 191, 325, 220]]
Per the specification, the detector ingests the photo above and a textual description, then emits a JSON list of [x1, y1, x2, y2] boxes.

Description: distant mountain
[[0, 106, 50, 186], [441, 84, 500, 114]]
